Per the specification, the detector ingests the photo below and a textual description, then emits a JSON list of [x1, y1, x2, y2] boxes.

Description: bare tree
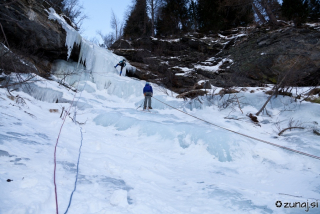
[[119, 21, 124, 39], [218, 0, 279, 26], [111, 9, 122, 40], [147, 0, 161, 37], [255, 57, 301, 116], [63, 0, 88, 30]]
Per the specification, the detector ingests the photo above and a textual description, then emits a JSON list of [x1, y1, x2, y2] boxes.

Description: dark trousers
[[115, 64, 124, 76], [119, 66, 124, 76]]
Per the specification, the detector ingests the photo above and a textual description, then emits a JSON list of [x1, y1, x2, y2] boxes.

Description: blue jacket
[[118, 60, 126, 67], [143, 84, 153, 94]]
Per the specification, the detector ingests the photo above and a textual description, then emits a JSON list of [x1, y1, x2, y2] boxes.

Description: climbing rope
[[64, 127, 84, 214], [152, 97, 320, 161], [53, 89, 79, 214], [64, 83, 87, 214], [54, 69, 85, 214]]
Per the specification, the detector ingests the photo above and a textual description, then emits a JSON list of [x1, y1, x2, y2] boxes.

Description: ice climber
[[114, 59, 126, 76], [143, 82, 153, 110]]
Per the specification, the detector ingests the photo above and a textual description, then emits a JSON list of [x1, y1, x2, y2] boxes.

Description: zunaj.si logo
[[275, 200, 319, 212], [275, 201, 282, 207]]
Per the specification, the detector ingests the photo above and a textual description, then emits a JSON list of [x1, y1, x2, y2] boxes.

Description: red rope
[[53, 91, 78, 214]]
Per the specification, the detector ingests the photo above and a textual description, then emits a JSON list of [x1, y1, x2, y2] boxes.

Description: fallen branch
[[278, 127, 305, 136]]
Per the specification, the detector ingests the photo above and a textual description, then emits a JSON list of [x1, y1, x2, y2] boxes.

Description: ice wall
[[48, 8, 135, 91]]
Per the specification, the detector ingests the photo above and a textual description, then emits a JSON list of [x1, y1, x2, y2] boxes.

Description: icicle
[[47, 8, 82, 59]]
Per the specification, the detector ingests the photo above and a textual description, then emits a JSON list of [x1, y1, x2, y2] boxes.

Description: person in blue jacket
[[143, 82, 153, 110], [114, 59, 126, 76]]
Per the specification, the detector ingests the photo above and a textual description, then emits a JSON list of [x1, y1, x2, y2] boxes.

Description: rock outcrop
[[225, 26, 320, 87], [0, 0, 78, 76], [112, 24, 320, 97]]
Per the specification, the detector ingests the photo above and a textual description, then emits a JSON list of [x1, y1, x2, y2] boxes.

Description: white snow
[[1, 8, 320, 214], [1, 70, 320, 214], [195, 58, 233, 73], [197, 80, 208, 84], [151, 37, 181, 43], [174, 66, 193, 76], [109, 189, 128, 207], [218, 33, 247, 40], [306, 23, 320, 27]]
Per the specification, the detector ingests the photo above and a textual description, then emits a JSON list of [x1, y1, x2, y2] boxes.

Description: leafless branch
[[256, 57, 301, 116], [0, 0, 19, 7], [0, 23, 10, 49], [278, 127, 305, 136]]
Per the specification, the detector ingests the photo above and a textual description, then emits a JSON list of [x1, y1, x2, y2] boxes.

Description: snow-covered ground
[[1, 7, 320, 214], [1, 64, 320, 214]]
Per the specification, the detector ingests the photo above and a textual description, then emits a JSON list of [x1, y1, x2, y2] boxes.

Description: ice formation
[[47, 8, 82, 59], [47, 7, 135, 91]]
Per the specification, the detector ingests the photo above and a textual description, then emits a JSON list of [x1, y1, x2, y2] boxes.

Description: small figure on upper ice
[[143, 82, 153, 110], [114, 59, 126, 76]]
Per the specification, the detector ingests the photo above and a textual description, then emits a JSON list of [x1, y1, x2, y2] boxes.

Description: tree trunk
[[262, 0, 278, 25], [256, 69, 291, 116], [151, 1, 155, 36], [252, 2, 266, 23], [143, 2, 147, 36]]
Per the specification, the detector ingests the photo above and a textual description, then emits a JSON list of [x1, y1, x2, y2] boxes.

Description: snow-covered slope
[[1, 63, 320, 214], [1, 7, 320, 214]]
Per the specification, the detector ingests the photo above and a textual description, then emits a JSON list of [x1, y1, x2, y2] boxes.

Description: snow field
[[1, 69, 320, 213]]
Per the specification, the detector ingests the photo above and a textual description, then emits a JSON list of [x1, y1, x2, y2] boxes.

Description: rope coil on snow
[[152, 97, 320, 161]]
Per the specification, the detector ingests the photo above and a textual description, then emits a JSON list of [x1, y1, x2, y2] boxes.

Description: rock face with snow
[[0, 0, 78, 75], [114, 25, 320, 96], [113, 32, 238, 94], [225, 26, 320, 87]]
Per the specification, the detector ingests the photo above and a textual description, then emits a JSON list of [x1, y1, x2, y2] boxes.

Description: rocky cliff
[[112, 24, 320, 96], [0, 0, 78, 76], [225, 26, 320, 87]]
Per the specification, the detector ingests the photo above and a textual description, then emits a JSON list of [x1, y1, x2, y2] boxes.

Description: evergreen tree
[[282, 0, 309, 25], [197, 0, 222, 33], [123, 0, 151, 39], [156, 0, 190, 36], [188, 0, 198, 32], [219, 0, 254, 29]]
